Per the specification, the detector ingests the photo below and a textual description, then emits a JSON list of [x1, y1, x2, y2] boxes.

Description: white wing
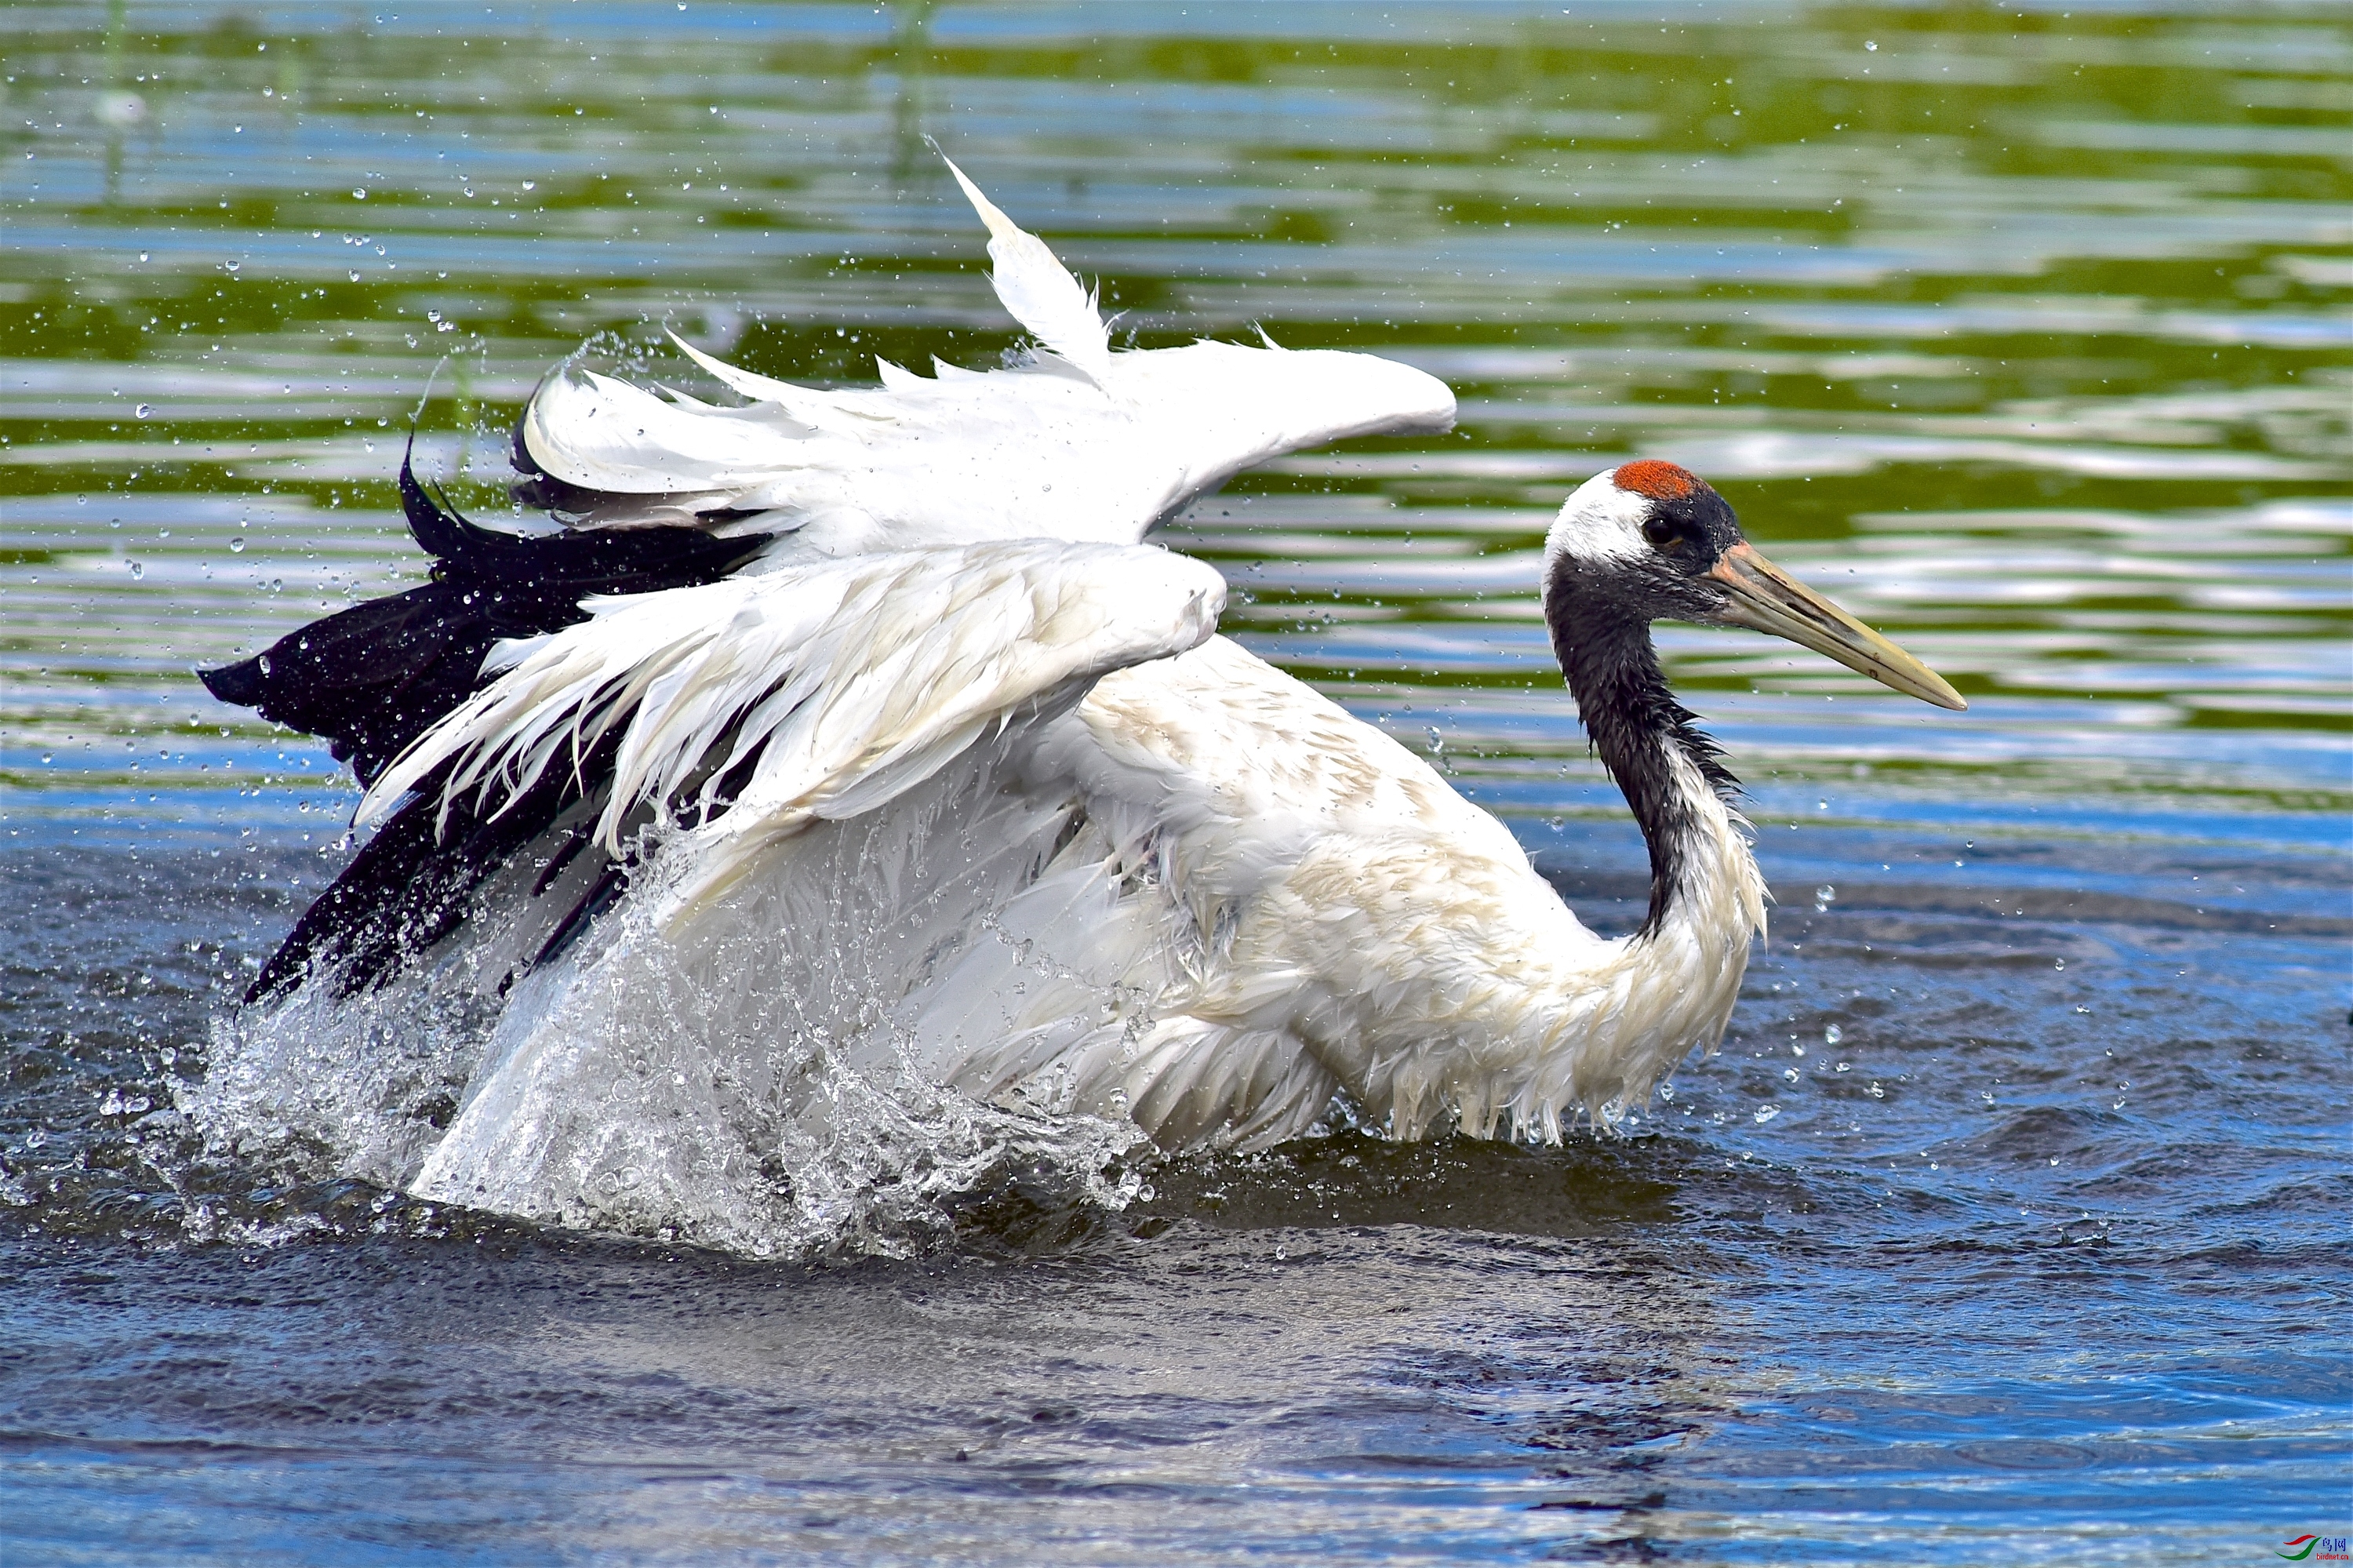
[[361, 540, 1226, 905], [512, 164, 1455, 553]]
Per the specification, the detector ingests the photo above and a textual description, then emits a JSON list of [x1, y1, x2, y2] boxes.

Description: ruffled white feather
[[511, 162, 1455, 552], [361, 540, 1227, 897], [940, 153, 1112, 385]]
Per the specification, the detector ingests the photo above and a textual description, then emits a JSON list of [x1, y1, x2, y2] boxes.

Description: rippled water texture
[[3, 2, 2348, 1562]]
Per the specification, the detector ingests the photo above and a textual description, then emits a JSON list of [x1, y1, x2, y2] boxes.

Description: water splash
[[188, 760, 1158, 1261]]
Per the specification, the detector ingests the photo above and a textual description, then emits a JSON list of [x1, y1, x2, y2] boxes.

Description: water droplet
[[1753, 1104, 1780, 1123], [229, 537, 245, 552], [135, 403, 152, 418], [349, 271, 361, 282], [522, 180, 536, 191], [1865, 38, 1878, 50], [1815, 884, 1836, 904], [128, 559, 144, 579], [1824, 1024, 1842, 1046], [351, 187, 368, 199], [1782, 1068, 1799, 1083]]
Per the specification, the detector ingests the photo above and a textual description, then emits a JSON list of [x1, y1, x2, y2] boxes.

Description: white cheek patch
[[1543, 471, 1653, 577]]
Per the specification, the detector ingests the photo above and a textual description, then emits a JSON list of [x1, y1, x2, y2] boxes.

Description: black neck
[[1545, 571, 1740, 937]]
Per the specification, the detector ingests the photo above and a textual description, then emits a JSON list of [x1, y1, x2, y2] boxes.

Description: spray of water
[[189, 748, 1158, 1259]]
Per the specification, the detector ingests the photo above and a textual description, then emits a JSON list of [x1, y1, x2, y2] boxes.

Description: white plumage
[[369, 587, 1758, 1180], [940, 154, 1113, 384], [216, 160, 1962, 1232], [515, 156, 1454, 551], [363, 540, 1228, 914]]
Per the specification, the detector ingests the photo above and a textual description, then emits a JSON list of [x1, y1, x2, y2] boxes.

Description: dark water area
[[3, 1, 2350, 1561]]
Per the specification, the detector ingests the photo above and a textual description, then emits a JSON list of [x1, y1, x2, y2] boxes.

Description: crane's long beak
[[1707, 543, 1966, 710]]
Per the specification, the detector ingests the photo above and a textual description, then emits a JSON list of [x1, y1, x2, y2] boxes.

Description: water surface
[[2, 2, 2348, 1562]]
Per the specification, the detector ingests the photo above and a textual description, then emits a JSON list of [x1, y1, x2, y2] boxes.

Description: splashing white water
[[191, 751, 1158, 1259], [193, 955, 1150, 1259]]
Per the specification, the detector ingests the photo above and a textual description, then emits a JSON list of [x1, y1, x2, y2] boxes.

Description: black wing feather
[[200, 440, 769, 788], [204, 438, 773, 1000]]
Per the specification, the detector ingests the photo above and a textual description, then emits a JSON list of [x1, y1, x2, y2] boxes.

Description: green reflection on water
[[2, 0, 2347, 799]]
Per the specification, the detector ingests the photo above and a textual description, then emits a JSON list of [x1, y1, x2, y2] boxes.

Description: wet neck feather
[[1545, 584, 1746, 940]]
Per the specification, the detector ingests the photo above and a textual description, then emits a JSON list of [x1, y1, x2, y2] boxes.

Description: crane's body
[[201, 162, 1960, 1228]]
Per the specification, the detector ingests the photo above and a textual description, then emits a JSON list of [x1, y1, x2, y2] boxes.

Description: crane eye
[[1642, 515, 1678, 548]]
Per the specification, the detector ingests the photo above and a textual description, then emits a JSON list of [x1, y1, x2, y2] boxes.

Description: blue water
[[4, 0, 2349, 1560]]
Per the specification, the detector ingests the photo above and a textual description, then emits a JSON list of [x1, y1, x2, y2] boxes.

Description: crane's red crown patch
[[1613, 460, 1704, 501]]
